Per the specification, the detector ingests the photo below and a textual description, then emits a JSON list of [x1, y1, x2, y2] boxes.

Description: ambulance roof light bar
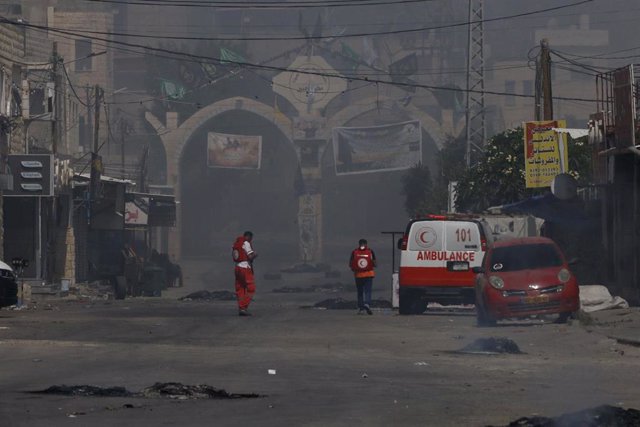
[[418, 213, 480, 220]]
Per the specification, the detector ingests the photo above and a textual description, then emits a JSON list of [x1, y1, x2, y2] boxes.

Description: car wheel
[[556, 311, 574, 324], [399, 289, 413, 315], [416, 299, 428, 314], [476, 304, 496, 327]]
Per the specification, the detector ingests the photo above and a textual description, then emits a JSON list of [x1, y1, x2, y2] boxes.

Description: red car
[[474, 237, 580, 326]]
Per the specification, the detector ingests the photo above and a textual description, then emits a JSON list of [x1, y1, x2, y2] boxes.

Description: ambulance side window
[[445, 222, 481, 252], [408, 221, 444, 251]]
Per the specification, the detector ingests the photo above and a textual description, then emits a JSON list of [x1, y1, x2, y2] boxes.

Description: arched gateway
[[146, 96, 460, 263]]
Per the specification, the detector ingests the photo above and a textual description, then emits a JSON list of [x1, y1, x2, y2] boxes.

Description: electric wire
[[59, 0, 595, 41], [0, 15, 601, 103], [61, 62, 92, 107], [550, 50, 608, 74], [86, 0, 437, 8]]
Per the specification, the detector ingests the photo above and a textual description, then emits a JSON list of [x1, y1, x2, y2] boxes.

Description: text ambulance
[[397, 215, 492, 314]]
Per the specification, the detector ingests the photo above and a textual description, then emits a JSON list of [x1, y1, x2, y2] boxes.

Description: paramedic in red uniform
[[349, 238, 377, 315], [232, 231, 257, 316]]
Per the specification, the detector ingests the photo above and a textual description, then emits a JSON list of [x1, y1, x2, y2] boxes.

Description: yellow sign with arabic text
[[524, 120, 568, 188]]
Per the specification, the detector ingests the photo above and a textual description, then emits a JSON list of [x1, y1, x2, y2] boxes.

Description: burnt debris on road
[[140, 383, 263, 400], [457, 337, 524, 355], [307, 298, 393, 310], [30, 383, 263, 400], [31, 385, 134, 397], [178, 290, 236, 301], [272, 282, 347, 293], [488, 405, 640, 427]]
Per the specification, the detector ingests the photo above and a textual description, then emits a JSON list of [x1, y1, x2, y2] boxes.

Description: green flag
[[160, 79, 186, 100], [340, 42, 361, 71], [220, 47, 246, 65]]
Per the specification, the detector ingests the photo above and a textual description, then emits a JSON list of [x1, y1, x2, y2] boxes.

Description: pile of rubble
[[64, 281, 114, 301]]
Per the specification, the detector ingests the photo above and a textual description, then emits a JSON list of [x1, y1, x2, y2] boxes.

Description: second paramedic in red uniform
[[350, 238, 377, 315], [232, 231, 257, 316]]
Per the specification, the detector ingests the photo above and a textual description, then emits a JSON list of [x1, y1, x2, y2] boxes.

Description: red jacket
[[232, 236, 249, 263], [350, 247, 376, 278]]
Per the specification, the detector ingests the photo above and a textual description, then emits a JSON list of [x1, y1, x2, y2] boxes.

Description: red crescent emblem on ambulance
[[415, 226, 437, 249]]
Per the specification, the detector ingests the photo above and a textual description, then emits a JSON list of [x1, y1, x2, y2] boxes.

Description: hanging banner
[[524, 120, 569, 188], [125, 193, 176, 227], [125, 195, 149, 226], [332, 120, 422, 175], [207, 132, 262, 169]]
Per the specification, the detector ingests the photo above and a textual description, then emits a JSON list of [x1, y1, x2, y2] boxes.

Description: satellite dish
[[551, 173, 577, 200]]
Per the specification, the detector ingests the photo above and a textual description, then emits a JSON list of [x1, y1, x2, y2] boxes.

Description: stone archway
[[145, 94, 463, 262], [145, 97, 293, 261]]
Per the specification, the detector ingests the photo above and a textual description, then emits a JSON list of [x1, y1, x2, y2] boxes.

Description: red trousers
[[234, 266, 256, 310]]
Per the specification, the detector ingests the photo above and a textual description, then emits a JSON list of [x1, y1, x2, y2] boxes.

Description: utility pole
[[535, 39, 553, 121], [120, 119, 126, 180], [50, 42, 59, 154], [89, 85, 103, 223], [85, 86, 92, 152], [465, 0, 486, 168], [541, 39, 553, 120], [93, 85, 101, 154]]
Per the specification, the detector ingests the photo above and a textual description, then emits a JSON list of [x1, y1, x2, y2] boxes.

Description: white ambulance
[[397, 215, 492, 314]]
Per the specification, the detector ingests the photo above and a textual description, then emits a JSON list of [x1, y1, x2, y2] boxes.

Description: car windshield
[[489, 243, 563, 272]]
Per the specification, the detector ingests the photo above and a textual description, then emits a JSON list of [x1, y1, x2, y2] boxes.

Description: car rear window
[[489, 244, 563, 272]]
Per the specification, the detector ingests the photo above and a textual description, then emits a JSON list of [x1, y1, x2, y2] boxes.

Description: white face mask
[[359, 246, 365, 250]]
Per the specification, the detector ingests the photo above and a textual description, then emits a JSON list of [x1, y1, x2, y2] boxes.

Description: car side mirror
[[472, 266, 485, 274], [568, 257, 579, 266]]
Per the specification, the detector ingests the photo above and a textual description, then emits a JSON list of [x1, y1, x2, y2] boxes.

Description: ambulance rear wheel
[[399, 289, 426, 315]]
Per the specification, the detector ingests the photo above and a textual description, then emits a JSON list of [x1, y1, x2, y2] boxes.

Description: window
[[504, 80, 516, 106], [75, 39, 92, 72], [523, 80, 534, 97]]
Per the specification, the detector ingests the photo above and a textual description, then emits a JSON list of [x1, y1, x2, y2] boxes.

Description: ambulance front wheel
[[399, 288, 427, 315]]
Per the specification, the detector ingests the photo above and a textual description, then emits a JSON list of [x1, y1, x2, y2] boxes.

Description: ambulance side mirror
[[568, 257, 579, 266], [397, 238, 403, 250]]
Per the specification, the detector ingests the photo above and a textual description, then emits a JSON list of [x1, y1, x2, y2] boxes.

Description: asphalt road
[[1, 273, 639, 427]]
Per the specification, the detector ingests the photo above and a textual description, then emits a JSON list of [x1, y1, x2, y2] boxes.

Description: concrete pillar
[[294, 114, 326, 262], [165, 112, 181, 263], [62, 226, 75, 284], [145, 111, 181, 263], [298, 194, 322, 262]]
